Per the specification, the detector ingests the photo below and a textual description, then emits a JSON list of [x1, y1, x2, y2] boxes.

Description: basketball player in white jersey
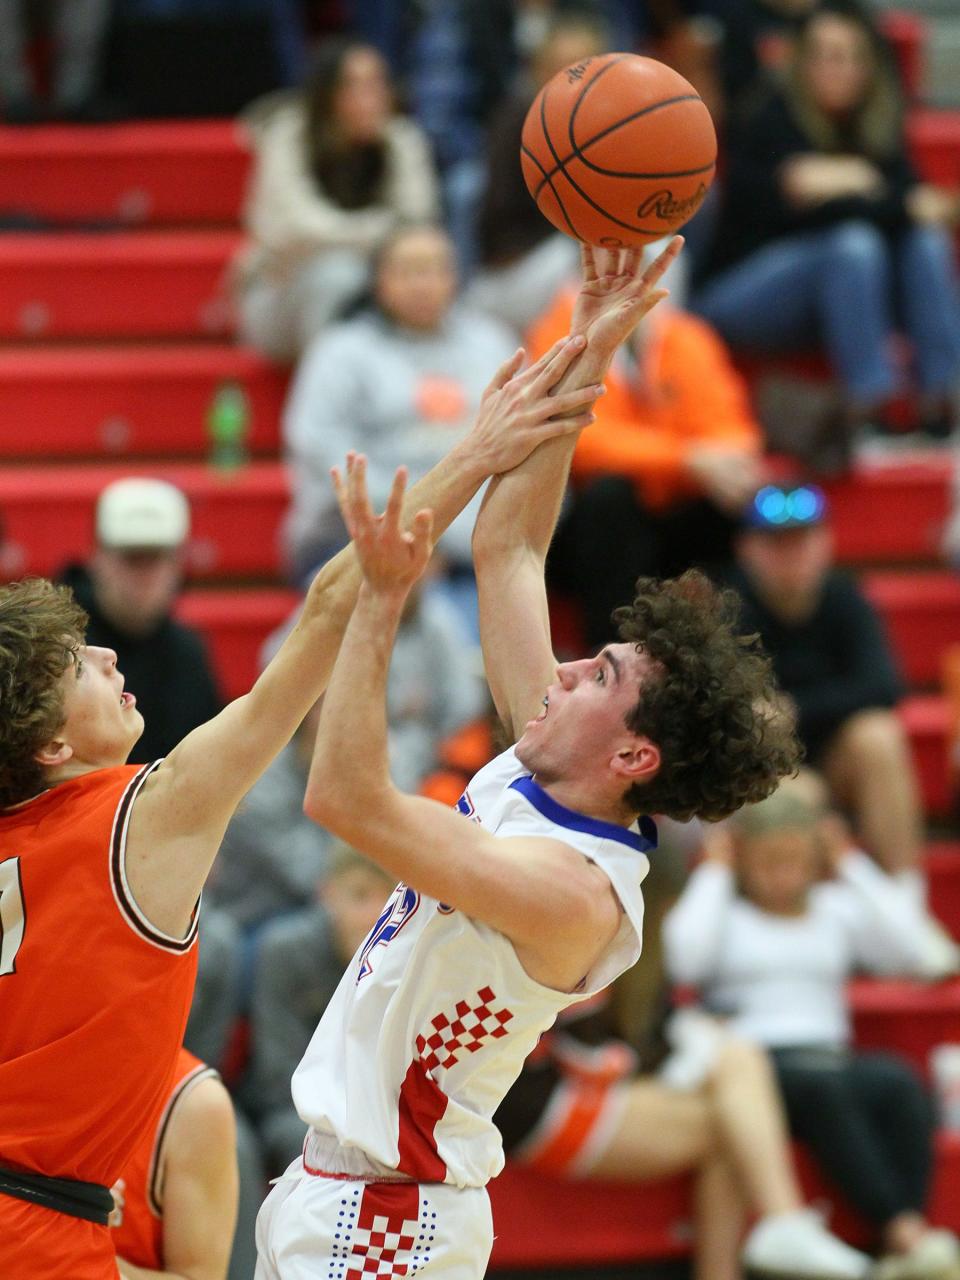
[[254, 240, 801, 1280]]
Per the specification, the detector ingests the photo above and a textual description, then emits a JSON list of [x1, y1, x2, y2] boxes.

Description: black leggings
[[771, 1046, 936, 1229]]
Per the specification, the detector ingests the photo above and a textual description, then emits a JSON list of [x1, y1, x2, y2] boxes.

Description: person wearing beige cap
[[57, 477, 222, 764]]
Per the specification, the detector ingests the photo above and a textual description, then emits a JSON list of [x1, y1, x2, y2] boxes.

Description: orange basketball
[[521, 53, 717, 248]]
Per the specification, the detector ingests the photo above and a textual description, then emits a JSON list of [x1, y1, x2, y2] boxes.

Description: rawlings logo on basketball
[[357, 884, 420, 981], [636, 183, 708, 223], [565, 60, 592, 83]]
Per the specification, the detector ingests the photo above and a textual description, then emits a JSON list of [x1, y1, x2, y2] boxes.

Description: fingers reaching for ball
[[331, 454, 434, 594]]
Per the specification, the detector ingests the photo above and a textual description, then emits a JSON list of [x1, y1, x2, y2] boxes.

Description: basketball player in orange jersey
[[109, 1048, 237, 1280], [0, 325, 609, 1280]]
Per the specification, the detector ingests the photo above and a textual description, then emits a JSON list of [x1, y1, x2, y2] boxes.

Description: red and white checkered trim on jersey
[[415, 986, 514, 1074], [345, 1212, 419, 1279]]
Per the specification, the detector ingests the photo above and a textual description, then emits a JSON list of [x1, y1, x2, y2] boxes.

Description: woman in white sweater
[[235, 37, 440, 361], [663, 779, 959, 1280]]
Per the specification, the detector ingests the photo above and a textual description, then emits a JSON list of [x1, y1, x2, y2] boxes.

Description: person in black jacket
[[694, 0, 960, 447], [58, 477, 222, 764], [724, 479, 959, 976]]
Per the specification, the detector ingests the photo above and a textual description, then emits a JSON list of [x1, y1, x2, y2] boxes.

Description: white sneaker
[[916, 916, 960, 981], [875, 1229, 960, 1280], [742, 1208, 873, 1279]]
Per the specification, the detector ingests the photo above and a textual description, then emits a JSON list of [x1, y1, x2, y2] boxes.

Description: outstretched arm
[[126, 341, 601, 939], [473, 238, 683, 740], [305, 458, 621, 993]]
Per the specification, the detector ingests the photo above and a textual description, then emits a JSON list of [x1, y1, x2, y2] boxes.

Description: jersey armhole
[[109, 762, 201, 953], [148, 1064, 220, 1216]]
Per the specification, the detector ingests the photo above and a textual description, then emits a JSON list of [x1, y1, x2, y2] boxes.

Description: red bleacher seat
[[0, 232, 242, 340], [825, 460, 952, 564], [0, 122, 251, 227], [850, 977, 960, 1078], [0, 460, 289, 581], [863, 570, 960, 687], [175, 587, 300, 702], [901, 694, 952, 816], [488, 1133, 960, 1269], [907, 110, 960, 189], [928, 842, 960, 938], [0, 346, 285, 460]]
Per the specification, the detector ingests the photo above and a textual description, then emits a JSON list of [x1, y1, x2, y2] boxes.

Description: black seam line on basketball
[[533, 90, 709, 199], [536, 88, 587, 239], [532, 55, 627, 201], [569, 90, 710, 179], [535, 102, 701, 240], [522, 141, 582, 240]]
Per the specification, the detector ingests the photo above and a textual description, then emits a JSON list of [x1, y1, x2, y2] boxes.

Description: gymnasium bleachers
[[2, 31, 960, 1265]]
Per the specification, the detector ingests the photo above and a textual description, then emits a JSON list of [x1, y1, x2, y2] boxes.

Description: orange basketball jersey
[[0, 763, 199, 1188], [111, 1049, 217, 1271]]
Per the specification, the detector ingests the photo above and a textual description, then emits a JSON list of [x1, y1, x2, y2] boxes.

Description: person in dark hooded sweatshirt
[[58, 478, 222, 764]]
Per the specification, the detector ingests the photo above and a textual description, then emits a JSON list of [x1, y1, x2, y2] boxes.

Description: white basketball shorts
[[254, 1160, 493, 1280]]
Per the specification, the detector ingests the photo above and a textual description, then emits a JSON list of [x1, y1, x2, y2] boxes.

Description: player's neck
[[534, 774, 635, 829]]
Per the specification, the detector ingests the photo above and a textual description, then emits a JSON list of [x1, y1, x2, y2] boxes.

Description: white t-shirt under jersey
[[291, 747, 656, 1188]]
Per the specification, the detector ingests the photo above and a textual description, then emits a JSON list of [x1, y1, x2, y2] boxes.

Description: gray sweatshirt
[[282, 306, 517, 572]]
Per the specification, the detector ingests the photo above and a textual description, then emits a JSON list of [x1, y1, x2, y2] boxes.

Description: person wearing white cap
[[57, 477, 222, 764]]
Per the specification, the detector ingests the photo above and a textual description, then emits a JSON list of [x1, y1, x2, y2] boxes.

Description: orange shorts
[[0, 1194, 119, 1279], [511, 1076, 631, 1177]]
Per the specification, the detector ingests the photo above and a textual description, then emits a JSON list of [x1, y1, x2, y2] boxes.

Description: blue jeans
[[693, 219, 960, 403]]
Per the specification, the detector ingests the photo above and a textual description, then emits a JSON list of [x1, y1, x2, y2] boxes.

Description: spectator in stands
[[495, 826, 875, 1280], [724, 479, 960, 976], [235, 36, 440, 361], [248, 842, 396, 1175], [0, 0, 113, 123], [282, 221, 516, 597], [527, 272, 763, 650], [663, 780, 960, 1280], [58, 477, 222, 765], [693, 1, 960, 454]]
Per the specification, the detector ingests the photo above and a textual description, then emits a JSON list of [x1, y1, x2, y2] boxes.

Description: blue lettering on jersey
[[455, 789, 481, 823], [356, 884, 420, 982]]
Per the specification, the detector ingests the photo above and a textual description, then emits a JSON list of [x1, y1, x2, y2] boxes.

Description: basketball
[[521, 53, 717, 247]]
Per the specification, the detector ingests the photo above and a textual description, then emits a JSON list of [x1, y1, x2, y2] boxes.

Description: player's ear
[[34, 736, 73, 770], [610, 738, 660, 782]]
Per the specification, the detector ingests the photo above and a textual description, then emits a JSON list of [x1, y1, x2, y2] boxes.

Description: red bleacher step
[[0, 122, 251, 227], [0, 232, 242, 339], [850, 977, 960, 1079], [901, 694, 951, 816], [0, 346, 285, 460], [928, 842, 960, 938], [0, 461, 289, 580], [862, 570, 960, 686], [488, 1132, 960, 1268], [825, 458, 951, 564], [175, 588, 300, 703], [907, 110, 960, 188]]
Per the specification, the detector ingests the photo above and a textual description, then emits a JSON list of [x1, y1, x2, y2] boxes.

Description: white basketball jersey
[[291, 747, 656, 1189]]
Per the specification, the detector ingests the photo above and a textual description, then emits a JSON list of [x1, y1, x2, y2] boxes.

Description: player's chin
[[514, 733, 537, 769]]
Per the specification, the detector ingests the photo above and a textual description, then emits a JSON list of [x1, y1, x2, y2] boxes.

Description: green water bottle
[[207, 380, 251, 471]]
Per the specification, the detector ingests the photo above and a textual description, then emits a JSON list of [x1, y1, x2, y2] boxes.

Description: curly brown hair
[[0, 579, 88, 809], [613, 571, 801, 823]]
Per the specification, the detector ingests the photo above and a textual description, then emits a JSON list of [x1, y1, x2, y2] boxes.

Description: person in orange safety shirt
[[528, 280, 766, 649], [109, 1048, 238, 1280]]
